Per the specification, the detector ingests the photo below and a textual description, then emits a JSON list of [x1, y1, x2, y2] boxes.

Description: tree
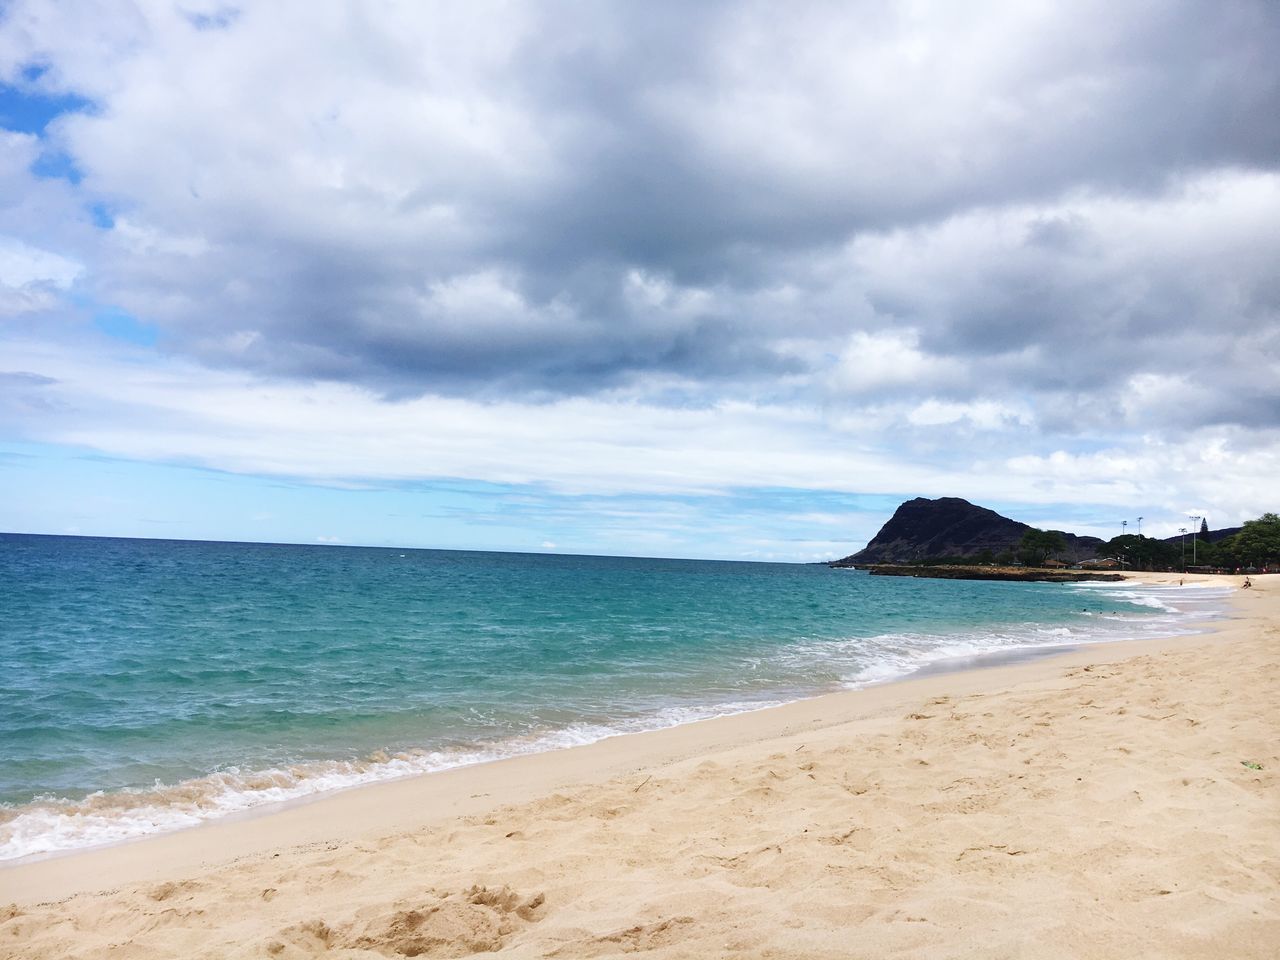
[[1212, 534, 1240, 569], [1187, 537, 1217, 567], [1200, 518, 1209, 536], [1099, 534, 1178, 571], [1233, 513, 1280, 568], [1019, 529, 1066, 565]]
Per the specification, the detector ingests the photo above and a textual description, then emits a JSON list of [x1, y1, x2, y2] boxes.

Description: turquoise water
[[0, 533, 1228, 859]]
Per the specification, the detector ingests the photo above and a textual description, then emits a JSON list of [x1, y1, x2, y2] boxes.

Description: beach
[[2, 572, 1276, 958]]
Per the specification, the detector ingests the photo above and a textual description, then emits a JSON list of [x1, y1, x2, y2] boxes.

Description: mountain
[[834, 497, 1104, 564]]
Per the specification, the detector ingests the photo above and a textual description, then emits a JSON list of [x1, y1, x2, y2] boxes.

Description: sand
[[2, 573, 1276, 958]]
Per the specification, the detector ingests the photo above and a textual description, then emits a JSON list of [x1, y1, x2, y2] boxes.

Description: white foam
[[827, 582, 1227, 690], [0, 696, 793, 862]]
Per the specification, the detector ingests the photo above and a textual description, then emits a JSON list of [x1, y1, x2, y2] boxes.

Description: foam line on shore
[[0, 579, 1230, 863]]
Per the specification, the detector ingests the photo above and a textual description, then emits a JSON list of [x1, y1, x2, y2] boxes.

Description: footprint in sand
[[271, 884, 549, 959]]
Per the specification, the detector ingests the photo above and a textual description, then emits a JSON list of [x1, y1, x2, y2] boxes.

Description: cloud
[[0, 1, 1271, 406], [1001, 436, 1280, 536], [828, 331, 961, 396], [0, 235, 78, 286], [2, 332, 1276, 528], [0, 0, 1277, 549], [835, 172, 1280, 423], [906, 399, 1030, 430]]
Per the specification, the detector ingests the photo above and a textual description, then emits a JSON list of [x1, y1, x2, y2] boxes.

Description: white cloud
[[0, 237, 82, 317], [3, 333, 1276, 528], [109, 218, 209, 258], [829, 330, 959, 394], [0, 237, 80, 288], [785, 511, 871, 528], [1000, 439, 1280, 532], [906, 398, 1031, 430]]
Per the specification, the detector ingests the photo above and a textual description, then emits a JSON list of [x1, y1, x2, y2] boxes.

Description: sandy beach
[[2, 572, 1275, 959]]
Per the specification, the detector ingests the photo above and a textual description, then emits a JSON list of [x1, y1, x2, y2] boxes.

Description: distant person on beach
[[1243, 576, 1252, 588]]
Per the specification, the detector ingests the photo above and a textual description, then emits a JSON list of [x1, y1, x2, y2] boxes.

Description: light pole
[[1179, 527, 1187, 569], [1189, 516, 1201, 565], [1137, 516, 1143, 538], [1122, 520, 1127, 540]]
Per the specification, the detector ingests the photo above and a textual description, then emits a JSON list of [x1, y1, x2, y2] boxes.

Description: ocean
[[0, 533, 1229, 861]]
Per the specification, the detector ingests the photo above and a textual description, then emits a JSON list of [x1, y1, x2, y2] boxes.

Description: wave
[[0, 698, 789, 862], [801, 582, 1227, 689]]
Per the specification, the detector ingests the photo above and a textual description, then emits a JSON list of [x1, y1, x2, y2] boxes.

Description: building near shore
[[1077, 558, 1121, 569]]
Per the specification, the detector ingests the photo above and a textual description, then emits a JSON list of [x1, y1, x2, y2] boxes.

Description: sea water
[[0, 533, 1229, 860]]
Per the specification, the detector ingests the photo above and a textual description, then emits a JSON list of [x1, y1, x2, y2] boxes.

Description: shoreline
[[832, 562, 1126, 582], [0, 574, 1225, 874], [0, 573, 1249, 905], [4, 571, 1275, 958]]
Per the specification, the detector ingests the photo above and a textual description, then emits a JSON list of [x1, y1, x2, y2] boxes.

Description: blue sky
[[1, 2, 1277, 559], [0, 82, 88, 135], [2, 442, 913, 558]]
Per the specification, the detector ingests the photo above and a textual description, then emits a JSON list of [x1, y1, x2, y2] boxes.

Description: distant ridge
[[1161, 526, 1241, 545], [834, 497, 1104, 565]]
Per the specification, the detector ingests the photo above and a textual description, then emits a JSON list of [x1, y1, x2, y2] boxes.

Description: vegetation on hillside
[[1091, 514, 1279, 570], [885, 514, 1279, 571], [1185, 513, 1280, 569]]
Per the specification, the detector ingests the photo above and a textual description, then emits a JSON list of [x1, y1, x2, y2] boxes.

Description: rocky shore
[[832, 563, 1126, 583]]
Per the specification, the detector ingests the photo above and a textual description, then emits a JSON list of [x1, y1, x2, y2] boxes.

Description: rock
[[833, 497, 1103, 565]]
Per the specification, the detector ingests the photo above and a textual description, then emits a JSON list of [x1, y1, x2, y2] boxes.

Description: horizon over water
[[0, 530, 774, 563], [1, 532, 1230, 861]]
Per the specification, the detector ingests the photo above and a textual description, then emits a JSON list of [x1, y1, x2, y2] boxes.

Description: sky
[[1, 1, 1277, 560]]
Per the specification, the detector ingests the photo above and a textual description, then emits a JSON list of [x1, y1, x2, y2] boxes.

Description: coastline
[[0, 573, 1225, 881], [2, 572, 1275, 958], [831, 562, 1126, 582], [0, 569, 1213, 866]]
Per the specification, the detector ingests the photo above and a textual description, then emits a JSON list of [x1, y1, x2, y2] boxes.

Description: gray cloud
[[2, 0, 1278, 430]]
